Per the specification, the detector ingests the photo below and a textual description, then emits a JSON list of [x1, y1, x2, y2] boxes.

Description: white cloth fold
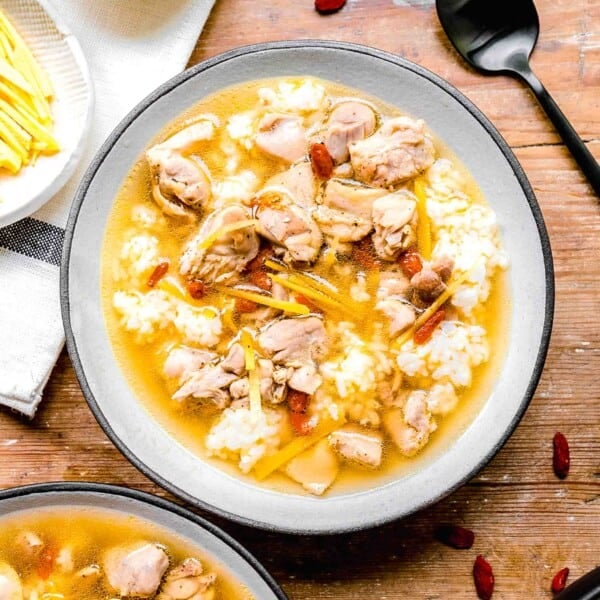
[[0, 0, 215, 417]]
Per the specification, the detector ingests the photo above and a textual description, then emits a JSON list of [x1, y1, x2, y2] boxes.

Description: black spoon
[[436, 0, 600, 197], [555, 566, 600, 600]]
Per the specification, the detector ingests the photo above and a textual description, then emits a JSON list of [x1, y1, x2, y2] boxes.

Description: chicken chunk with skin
[[313, 179, 386, 242], [256, 198, 322, 264], [146, 120, 216, 219], [377, 299, 416, 337], [180, 205, 259, 284], [383, 390, 437, 457], [324, 101, 377, 164], [164, 347, 217, 382], [350, 116, 435, 188], [103, 542, 169, 598], [258, 316, 327, 365], [255, 113, 307, 163], [264, 161, 317, 209], [328, 425, 383, 469], [173, 364, 239, 409], [158, 558, 216, 600], [284, 439, 339, 496], [372, 190, 418, 260]]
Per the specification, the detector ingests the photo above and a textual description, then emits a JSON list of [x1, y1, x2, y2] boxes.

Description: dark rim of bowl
[[0, 481, 288, 599], [60, 39, 555, 535]]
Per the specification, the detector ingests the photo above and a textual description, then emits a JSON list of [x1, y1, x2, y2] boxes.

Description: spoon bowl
[[436, 0, 600, 196]]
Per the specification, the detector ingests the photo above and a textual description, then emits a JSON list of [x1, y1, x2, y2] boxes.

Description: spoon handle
[[555, 566, 600, 600], [514, 62, 600, 197]]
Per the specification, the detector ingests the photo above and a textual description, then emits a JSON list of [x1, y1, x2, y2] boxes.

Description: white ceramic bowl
[[62, 41, 554, 534], [0, 482, 286, 599], [0, 0, 93, 227]]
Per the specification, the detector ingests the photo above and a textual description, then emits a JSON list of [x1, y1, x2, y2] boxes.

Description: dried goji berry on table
[[314, 0, 346, 15], [473, 555, 494, 600], [553, 431, 570, 479], [551, 567, 570, 594], [434, 524, 475, 549], [146, 261, 169, 287], [309, 142, 334, 179]]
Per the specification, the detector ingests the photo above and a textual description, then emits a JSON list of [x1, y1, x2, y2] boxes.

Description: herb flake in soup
[[101, 77, 510, 496]]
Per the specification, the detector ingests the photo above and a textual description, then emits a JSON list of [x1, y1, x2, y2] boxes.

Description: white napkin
[[0, 0, 216, 417]]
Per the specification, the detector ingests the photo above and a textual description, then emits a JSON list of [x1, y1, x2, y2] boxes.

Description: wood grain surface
[[1, 0, 599, 598]]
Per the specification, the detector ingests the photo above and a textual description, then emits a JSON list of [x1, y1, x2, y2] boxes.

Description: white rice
[[258, 79, 328, 114], [425, 158, 509, 315], [396, 321, 489, 388], [205, 407, 284, 473], [212, 170, 260, 208], [113, 289, 173, 343], [113, 290, 222, 348], [118, 233, 162, 286], [226, 112, 255, 151], [173, 305, 222, 347]]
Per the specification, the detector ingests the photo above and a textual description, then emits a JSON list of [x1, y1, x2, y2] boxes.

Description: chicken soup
[[102, 77, 509, 496], [0, 508, 252, 599]]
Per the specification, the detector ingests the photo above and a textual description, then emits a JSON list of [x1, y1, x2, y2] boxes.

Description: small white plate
[[0, 0, 93, 227]]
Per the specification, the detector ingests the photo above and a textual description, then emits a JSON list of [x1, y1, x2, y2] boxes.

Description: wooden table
[[1, 0, 599, 597]]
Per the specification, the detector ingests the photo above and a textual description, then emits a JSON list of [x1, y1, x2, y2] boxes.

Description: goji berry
[[551, 567, 569, 594], [147, 261, 169, 287], [309, 142, 334, 179], [473, 555, 494, 600], [553, 432, 570, 479], [434, 524, 475, 549]]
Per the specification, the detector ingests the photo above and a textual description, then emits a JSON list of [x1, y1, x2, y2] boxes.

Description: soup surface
[[0, 507, 252, 599], [102, 77, 509, 496]]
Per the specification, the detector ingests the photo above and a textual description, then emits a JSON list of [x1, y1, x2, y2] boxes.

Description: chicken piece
[[256, 198, 322, 263], [313, 179, 386, 242], [164, 347, 217, 381], [257, 359, 288, 404], [324, 101, 377, 164], [0, 562, 22, 600], [328, 425, 383, 468], [371, 191, 418, 261], [255, 114, 307, 163], [180, 205, 260, 284], [15, 531, 43, 557], [103, 542, 169, 598], [264, 161, 317, 209], [158, 558, 216, 600], [146, 120, 216, 218], [411, 267, 445, 303], [229, 378, 249, 400], [383, 390, 437, 457], [376, 299, 416, 337], [284, 439, 339, 496], [376, 270, 411, 300], [172, 365, 238, 408], [221, 343, 246, 376], [258, 316, 328, 365], [288, 363, 322, 395], [349, 116, 435, 188]]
